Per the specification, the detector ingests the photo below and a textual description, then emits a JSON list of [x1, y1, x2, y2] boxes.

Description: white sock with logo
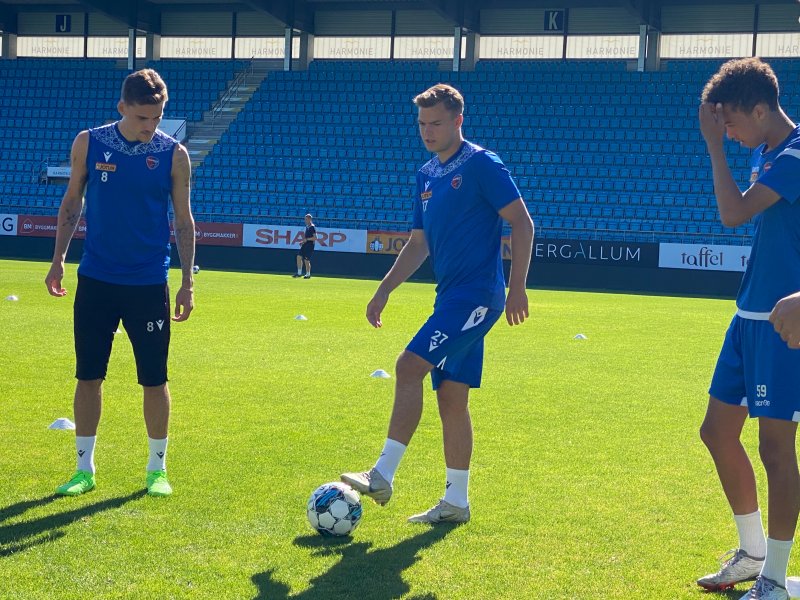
[[373, 438, 406, 482], [734, 510, 767, 558], [761, 537, 793, 587], [443, 468, 469, 508], [75, 436, 96, 473], [147, 437, 168, 472]]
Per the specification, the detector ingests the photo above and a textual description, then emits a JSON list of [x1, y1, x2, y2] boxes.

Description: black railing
[[210, 60, 254, 125]]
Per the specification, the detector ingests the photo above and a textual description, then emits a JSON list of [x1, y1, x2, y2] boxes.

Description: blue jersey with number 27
[[412, 141, 521, 311]]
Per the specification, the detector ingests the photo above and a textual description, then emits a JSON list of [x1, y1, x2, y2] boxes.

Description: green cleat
[[146, 470, 172, 497], [56, 470, 96, 496]]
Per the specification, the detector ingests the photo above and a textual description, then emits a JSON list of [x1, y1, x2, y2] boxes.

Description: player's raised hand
[[505, 287, 529, 326], [699, 102, 726, 146], [173, 287, 194, 322], [45, 262, 68, 297], [366, 290, 389, 328]]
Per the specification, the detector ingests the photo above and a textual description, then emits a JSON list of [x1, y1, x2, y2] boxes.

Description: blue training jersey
[[79, 122, 176, 285], [737, 125, 800, 312], [412, 141, 521, 310]]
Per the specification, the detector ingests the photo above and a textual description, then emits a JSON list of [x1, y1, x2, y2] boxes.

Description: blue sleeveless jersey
[[78, 123, 176, 285], [412, 141, 521, 310], [737, 126, 800, 312]]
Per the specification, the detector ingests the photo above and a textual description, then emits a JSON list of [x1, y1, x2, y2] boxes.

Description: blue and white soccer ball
[[192, 265, 200, 274], [307, 482, 363, 537]]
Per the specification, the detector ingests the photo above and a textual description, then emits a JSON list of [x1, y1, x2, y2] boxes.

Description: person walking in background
[[293, 213, 317, 279]]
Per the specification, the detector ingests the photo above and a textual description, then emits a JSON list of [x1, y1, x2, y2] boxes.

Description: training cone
[[295, 315, 308, 321], [371, 369, 391, 379], [5, 295, 18, 301], [49, 418, 76, 430], [574, 334, 588, 339]]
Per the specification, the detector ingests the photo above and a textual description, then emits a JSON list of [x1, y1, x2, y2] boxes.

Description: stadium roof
[[0, 0, 791, 35]]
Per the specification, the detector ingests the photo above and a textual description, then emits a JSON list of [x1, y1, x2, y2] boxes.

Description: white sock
[[761, 537, 793, 586], [297, 267, 302, 275], [443, 468, 469, 508], [373, 438, 407, 482], [734, 510, 767, 558], [76, 436, 96, 473], [147, 437, 168, 472]]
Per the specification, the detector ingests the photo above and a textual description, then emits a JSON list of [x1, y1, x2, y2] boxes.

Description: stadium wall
[[0, 216, 743, 298]]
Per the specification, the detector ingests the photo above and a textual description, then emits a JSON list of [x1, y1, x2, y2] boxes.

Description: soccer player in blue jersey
[[342, 84, 533, 524], [44, 69, 195, 498], [696, 58, 800, 600]]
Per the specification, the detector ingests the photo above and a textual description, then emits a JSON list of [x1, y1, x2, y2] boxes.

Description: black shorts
[[299, 243, 314, 260], [74, 274, 170, 386]]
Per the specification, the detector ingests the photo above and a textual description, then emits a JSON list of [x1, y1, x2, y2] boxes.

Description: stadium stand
[[3, 57, 799, 243]]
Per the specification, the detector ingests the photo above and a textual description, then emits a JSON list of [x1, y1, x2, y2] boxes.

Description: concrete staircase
[[185, 61, 276, 169]]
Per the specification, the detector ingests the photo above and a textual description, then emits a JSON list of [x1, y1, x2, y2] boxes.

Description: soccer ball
[[307, 482, 362, 537], [192, 265, 200, 274]]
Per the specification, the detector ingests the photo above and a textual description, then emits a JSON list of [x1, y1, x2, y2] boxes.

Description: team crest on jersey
[[763, 162, 772, 172], [451, 174, 462, 189], [146, 156, 160, 170], [95, 162, 116, 172]]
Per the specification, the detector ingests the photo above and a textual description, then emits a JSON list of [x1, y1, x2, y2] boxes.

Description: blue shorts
[[406, 301, 503, 390], [709, 313, 800, 421]]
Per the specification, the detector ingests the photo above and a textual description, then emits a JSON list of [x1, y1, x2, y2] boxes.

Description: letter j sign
[[56, 15, 72, 33]]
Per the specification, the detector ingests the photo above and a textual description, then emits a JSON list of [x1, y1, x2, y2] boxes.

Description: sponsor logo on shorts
[[462, 307, 488, 331]]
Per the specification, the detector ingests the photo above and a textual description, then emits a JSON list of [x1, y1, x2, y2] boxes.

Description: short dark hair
[[701, 57, 779, 112], [121, 69, 168, 106], [413, 84, 464, 116]]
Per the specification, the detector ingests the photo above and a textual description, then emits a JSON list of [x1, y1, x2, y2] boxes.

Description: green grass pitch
[[0, 258, 788, 599]]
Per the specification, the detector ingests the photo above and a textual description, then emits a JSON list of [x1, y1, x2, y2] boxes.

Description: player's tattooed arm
[[171, 143, 196, 321], [46, 132, 88, 296]]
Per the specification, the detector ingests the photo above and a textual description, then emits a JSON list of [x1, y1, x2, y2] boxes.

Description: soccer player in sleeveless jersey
[[342, 84, 534, 523], [696, 58, 800, 600], [45, 69, 195, 498]]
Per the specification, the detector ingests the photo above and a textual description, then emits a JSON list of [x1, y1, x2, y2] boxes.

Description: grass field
[[0, 258, 789, 599]]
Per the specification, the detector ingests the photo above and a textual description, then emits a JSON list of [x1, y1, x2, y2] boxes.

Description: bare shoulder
[[72, 130, 90, 151], [173, 142, 190, 161], [172, 143, 191, 172]]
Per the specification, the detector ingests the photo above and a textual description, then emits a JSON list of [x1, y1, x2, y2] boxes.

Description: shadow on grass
[[0, 495, 60, 524], [252, 524, 455, 599], [0, 490, 146, 558]]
